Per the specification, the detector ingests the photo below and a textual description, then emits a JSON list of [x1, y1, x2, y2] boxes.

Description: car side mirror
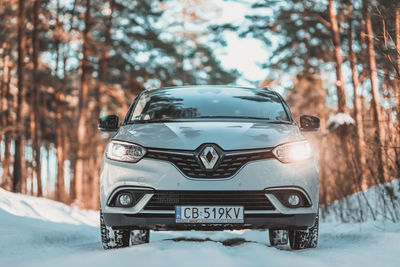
[[98, 115, 119, 132], [300, 115, 320, 132]]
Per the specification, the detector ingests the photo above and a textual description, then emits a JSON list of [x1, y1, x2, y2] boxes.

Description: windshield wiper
[[264, 120, 292, 124], [192, 116, 291, 124], [192, 115, 269, 120], [132, 119, 178, 124]]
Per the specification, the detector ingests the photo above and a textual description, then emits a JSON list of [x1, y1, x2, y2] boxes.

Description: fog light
[[118, 193, 133, 207], [287, 194, 300, 206]]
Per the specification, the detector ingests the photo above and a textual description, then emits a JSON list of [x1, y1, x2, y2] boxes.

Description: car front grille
[[145, 147, 274, 178], [143, 191, 275, 211]]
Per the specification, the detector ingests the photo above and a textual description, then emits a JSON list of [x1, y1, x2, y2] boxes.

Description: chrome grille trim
[[145, 145, 274, 179]]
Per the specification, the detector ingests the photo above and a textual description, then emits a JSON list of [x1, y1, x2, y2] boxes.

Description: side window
[[131, 96, 148, 120], [277, 95, 293, 123]]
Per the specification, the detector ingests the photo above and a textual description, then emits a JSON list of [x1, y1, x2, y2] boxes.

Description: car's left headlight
[[272, 140, 313, 163], [106, 140, 146, 163]]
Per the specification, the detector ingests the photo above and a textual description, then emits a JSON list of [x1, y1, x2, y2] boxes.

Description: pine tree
[[13, 0, 27, 193]]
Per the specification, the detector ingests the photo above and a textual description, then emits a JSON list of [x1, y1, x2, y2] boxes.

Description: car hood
[[113, 121, 303, 150]]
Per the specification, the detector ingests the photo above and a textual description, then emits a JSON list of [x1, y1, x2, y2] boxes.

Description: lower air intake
[[143, 191, 275, 211]]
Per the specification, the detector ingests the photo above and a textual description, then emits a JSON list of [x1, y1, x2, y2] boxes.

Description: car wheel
[[100, 210, 130, 249], [289, 212, 319, 250], [269, 229, 289, 246], [100, 210, 150, 249], [131, 230, 150, 245]]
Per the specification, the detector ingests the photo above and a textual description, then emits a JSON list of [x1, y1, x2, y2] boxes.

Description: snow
[[0, 188, 97, 226], [322, 179, 400, 223], [1, 188, 400, 267], [327, 113, 355, 131]]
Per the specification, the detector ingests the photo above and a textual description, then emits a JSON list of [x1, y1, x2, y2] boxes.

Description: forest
[[0, 0, 399, 222]]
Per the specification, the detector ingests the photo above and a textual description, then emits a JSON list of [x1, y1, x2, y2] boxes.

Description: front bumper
[[103, 212, 317, 231], [100, 156, 319, 230]]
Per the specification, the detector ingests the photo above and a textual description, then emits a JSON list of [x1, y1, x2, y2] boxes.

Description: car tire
[[131, 229, 150, 245], [100, 210, 130, 249], [269, 229, 289, 246], [289, 212, 319, 250], [100, 210, 151, 249]]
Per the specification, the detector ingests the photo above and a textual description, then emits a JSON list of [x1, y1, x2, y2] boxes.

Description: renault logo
[[199, 145, 220, 170]]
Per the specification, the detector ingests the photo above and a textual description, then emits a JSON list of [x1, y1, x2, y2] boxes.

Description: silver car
[[98, 85, 320, 250]]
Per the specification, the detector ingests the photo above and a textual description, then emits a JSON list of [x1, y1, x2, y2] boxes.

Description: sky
[[213, 0, 271, 87], [209, 0, 295, 95]]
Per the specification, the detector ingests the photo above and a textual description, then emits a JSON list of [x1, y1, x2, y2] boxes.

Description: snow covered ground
[[1, 188, 400, 267], [322, 179, 400, 223]]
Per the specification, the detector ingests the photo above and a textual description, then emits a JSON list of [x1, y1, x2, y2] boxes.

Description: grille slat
[[160, 197, 268, 200], [145, 147, 273, 179], [144, 191, 275, 211]]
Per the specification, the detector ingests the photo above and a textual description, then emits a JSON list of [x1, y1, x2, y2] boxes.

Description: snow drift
[[322, 179, 400, 222], [1, 187, 400, 267]]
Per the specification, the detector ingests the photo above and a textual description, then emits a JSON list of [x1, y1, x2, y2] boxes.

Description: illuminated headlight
[[272, 140, 313, 163], [106, 140, 146, 163]]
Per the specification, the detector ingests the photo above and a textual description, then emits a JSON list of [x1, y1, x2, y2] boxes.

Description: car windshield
[[130, 87, 289, 122]]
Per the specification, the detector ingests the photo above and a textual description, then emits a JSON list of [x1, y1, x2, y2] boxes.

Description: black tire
[[269, 229, 288, 246], [131, 230, 150, 245], [289, 213, 319, 250], [100, 210, 130, 249], [100, 210, 150, 249]]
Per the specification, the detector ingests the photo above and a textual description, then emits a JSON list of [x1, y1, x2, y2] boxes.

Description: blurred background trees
[[0, 0, 399, 221]]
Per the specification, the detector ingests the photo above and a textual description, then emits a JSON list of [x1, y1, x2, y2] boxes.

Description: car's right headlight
[[272, 140, 313, 163], [106, 140, 146, 163]]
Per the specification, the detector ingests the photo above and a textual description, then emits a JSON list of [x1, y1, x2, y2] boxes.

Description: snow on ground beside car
[[0, 188, 98, 226], [0, 188, 99, 265], [0, 187, 400, 267], [322, 179, 400, 222]]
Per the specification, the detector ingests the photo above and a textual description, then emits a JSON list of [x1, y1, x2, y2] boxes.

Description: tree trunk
[[74, 0, 91, 206], [363, 0, 388, 183], [69, 152, 76, 202], [13, 0, 26, 193], [395, 8, 400, 173], [55, 92, 66, 201], [0, 44, 6, 133], [395, 8, 400, 179], [0, 45, 7, 164], [98, 0, 114, 99], [328, 0, 347, 112], [1, 51, 12, 189], [30, 0, 42, 196], [396, 8, 400, 126], [54, 0, 66, 202], [1, 134, 12, 188], [347, 2, 368, 190]]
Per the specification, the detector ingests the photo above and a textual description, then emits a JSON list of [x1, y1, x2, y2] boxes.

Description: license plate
[[175, 206, 244, 223]]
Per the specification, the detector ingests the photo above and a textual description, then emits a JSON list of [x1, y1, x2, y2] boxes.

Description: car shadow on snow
[[163, 237, 259, 247], [161, 236, 300, 251]]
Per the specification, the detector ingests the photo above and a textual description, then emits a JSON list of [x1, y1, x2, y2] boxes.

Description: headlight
[[106, 140, 146, 163], [272, 140, 313, 163]]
